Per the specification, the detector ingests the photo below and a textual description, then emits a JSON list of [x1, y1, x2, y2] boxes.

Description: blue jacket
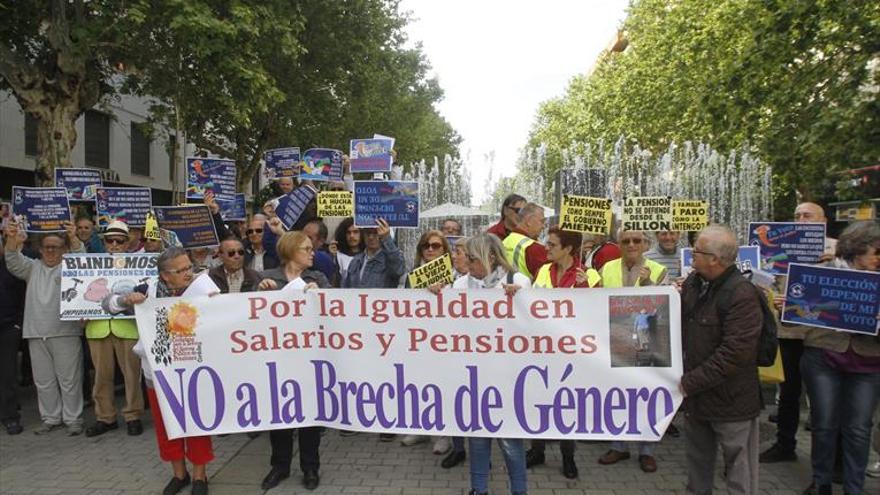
[[342, 237, 405, 289]]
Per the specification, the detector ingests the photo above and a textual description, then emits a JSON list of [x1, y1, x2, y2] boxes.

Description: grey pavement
[[1, 387, 878, 495]]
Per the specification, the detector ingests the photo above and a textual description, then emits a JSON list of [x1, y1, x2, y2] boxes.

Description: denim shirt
[[342, 237, 405, 289]]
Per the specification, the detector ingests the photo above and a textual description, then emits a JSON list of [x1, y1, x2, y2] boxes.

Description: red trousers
[[146, 387, 214, 464]]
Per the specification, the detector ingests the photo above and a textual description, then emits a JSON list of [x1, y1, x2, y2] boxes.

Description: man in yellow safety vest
[[502, 202, 548, 280]]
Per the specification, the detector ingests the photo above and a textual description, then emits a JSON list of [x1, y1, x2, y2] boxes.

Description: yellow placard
[[144, 211, 160, 240], [407, 253, 454, 289], [317, 191, 353, 217], [672, 200, 709, 232], [559, 195, 613, 234], [622, 196, 673, 231]]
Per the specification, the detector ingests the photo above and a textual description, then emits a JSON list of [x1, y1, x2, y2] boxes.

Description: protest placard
[[782, 264, 879, 336], [54, 168, 102, 201], [622, 196, 673, 231], [135, 286, 682, 439], [299, 148, 344, 182], [11, 187, 71, 232], [672, 200, 709, 232], [59, 253, 159, 320], [153, 205, 219, 249], [317, 191, 353, 218], [350, 138, 394, 173], [747, 222, 826, 274], [408, 254, 454, 289], [220, 193, 247, 222], [559, 195, 613, 234], [354, 181, 419, 228], [186, 157, 237, 203], [264, 147, 300, 179], [276, 185, 318, 229], [95, 187, 152, 227], [681, 246, 760, 277]]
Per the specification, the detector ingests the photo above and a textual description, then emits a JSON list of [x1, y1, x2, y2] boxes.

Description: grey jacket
[[341, 237, 405, 289]]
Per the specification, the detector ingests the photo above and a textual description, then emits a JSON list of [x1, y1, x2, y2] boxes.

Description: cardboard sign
[[354, 181, 419, 228], [671, 200, 709, 232], [783, 264, 879, 336], [186, 157, 237, 203], [317, 191, 354, 218], [299, 148, 344, 182], [59, 253, 159, 320], [264, 147, 301, 179], [622, 196, 673, 231], [11, 186, 71, 232], [350, 138, 394, 173], [95, 187, 152, 228], [747, 222, 826, 274], [153, 205, 219, 249], [54, 168, 102, 201], [559, 195, 613, 234], [408, 254, 454, 289]]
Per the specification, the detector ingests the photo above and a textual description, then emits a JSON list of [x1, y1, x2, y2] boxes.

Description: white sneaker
[[433, 436, 452, 454], [867, 460, 880, 478], [400, 434, 428, 446]]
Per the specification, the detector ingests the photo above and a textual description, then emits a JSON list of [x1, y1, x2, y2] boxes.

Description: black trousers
[[530, 438, 575, 457], [0, 324, 22, 422], [776, 338, 804, 451], [269, 427, 321, 472]]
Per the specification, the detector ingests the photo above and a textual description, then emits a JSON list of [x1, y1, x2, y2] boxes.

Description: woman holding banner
[[257, 231, 328, 491], [452, 232, 530, 495], [801, 220, 880, 495]]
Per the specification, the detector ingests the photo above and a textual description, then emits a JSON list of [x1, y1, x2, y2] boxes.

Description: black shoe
[[191, 479, 208, 495], [302, 469, 319, 490], [126, 420, 143, 436], [759, 443, 797, 463], [261, 467, 290, 490], [666, 423, 680, 438], [379, 433, 395, 442], [441, 450, 466, 468], [85, 421, 118, 437], [4, 420, 23, 435], [802, 483, 832, 495], [162, 474, 191, 495], [562, 455, 578, 479], [525, 448, 545, 468]]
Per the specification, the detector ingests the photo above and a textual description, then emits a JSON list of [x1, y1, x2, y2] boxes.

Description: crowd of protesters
[[2, 167, 879, 495]]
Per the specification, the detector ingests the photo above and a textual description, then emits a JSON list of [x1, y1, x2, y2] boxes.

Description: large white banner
[[135, 287, 682, 440]]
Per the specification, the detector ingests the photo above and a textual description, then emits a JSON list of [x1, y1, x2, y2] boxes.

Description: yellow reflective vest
[[533, 263, 601, 288], [85, 318, 139, 340], [503, 231, 538, 279], [600, 258, 667, 288]]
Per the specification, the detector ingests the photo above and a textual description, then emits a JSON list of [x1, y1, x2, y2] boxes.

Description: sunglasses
[[105, 238, 127, 245], [620, 238, 644, 245], [246, 228, 263, 235], [225, 249, 245, 257], [421, 242, 443, 251]]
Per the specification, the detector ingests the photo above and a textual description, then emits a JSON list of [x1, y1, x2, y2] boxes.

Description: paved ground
[[1, 386, 878, 494]]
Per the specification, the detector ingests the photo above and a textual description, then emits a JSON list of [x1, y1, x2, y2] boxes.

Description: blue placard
[[11, 186, 71, 232], [681, 245, 760, 276], [264, 147, 300, 180], [350, 138, 394, 173], [747, 222, 825, 274], [220, 193, 247, 222], [275, 185, 318, 229], [354, 180, 420, 228], [783, 264, 879, 336], [95, 187, 152, 228], [153, 205, 219, 249], [186, 157, 237, 203], [299, 148, 343, 182], [54, 168, 102, 201]]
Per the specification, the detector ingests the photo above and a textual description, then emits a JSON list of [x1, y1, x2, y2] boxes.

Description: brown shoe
[[639, 455, 657, 473], [598, 450, 631, 465]]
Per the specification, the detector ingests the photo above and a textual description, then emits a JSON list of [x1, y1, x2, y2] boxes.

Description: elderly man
[[502, 202, 547, 280], [4, 220, 86, 435], [645, 230, 683, 278], [441, 218, 462, 236], [75, 216, 104, 253], [84, 221, 145, 437], [761, 201, 837, 464], [208, 237, 262, 294], [244, 215, 278, 271], [680, 225, 763, 494], [487, 193, 526, 241]]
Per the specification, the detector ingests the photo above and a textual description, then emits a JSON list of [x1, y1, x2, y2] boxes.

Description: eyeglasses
[[246, 228, 263, 235], [422, 242, 443, 251], [164, 265, 194, 275], [692, 249, 716, 257], [225, 249, 245, 257], [298, 246, 314, 253], [41, 244, 64, 251], [105, 238, 127, 245], [620, 238, 644, 245]]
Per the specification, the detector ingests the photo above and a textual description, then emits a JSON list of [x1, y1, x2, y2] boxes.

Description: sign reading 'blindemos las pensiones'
[[135, 287, 682, 440]]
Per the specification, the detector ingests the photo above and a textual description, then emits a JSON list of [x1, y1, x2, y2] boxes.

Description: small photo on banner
[[608, 294, 672, 367], [622, 196, 673, 231], [59, 253, 159, 320], [408, 254, 454, 289], [317, 190, 353, 217], [95, 187, 152, 227], [672, 200, 709, 232], [349, 137, 394, 173], [559, 194, 612, 234], [54, 168, 103, 201], [11, 186, 71, 232], [681, 246, 760, 277], [276, 185, 318, 229], [153, 205, 219, 249], [186, 157, 237, 203], [299, 148, 343, 182], [782, 263, 879, 336], [747, 222, 826, 274], [264, 147, 300, 180], [220, 193, 247, 222], [354, 180, 419, 228]]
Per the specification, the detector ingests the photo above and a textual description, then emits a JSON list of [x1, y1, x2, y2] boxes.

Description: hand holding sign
[[376, 218, 391, 239], [204, 191, 220, 215]]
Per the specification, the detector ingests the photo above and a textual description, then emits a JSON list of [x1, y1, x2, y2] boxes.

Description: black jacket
[[0, 257, 25, 327]]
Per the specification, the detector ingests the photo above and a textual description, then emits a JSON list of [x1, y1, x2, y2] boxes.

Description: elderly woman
[[452, 233, 530, 495], [257, 231, 329, 492], [801, 221, 880, 495], [451, 237, 470, 278]]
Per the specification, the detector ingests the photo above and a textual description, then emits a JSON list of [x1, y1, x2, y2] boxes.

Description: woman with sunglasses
[[256, 231, 329, 491]]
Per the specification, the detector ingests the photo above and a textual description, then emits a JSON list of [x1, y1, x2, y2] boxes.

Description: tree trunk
[[33, 104, 80, 185]]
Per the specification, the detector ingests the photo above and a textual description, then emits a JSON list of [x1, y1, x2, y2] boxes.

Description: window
[[130, 122, 150, 176], [85, 110, 110, 169], [24, 113, 38, 156]]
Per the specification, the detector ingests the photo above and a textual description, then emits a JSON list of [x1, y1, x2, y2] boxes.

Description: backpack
[[715, 271, 778, 367]]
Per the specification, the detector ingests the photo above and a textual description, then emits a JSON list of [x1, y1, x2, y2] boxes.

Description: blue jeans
[[801, 347, 880, 495], [468, 437, 527, 494]]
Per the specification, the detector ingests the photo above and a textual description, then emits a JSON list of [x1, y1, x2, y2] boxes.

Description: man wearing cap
[[84, 221, 145, 437]]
